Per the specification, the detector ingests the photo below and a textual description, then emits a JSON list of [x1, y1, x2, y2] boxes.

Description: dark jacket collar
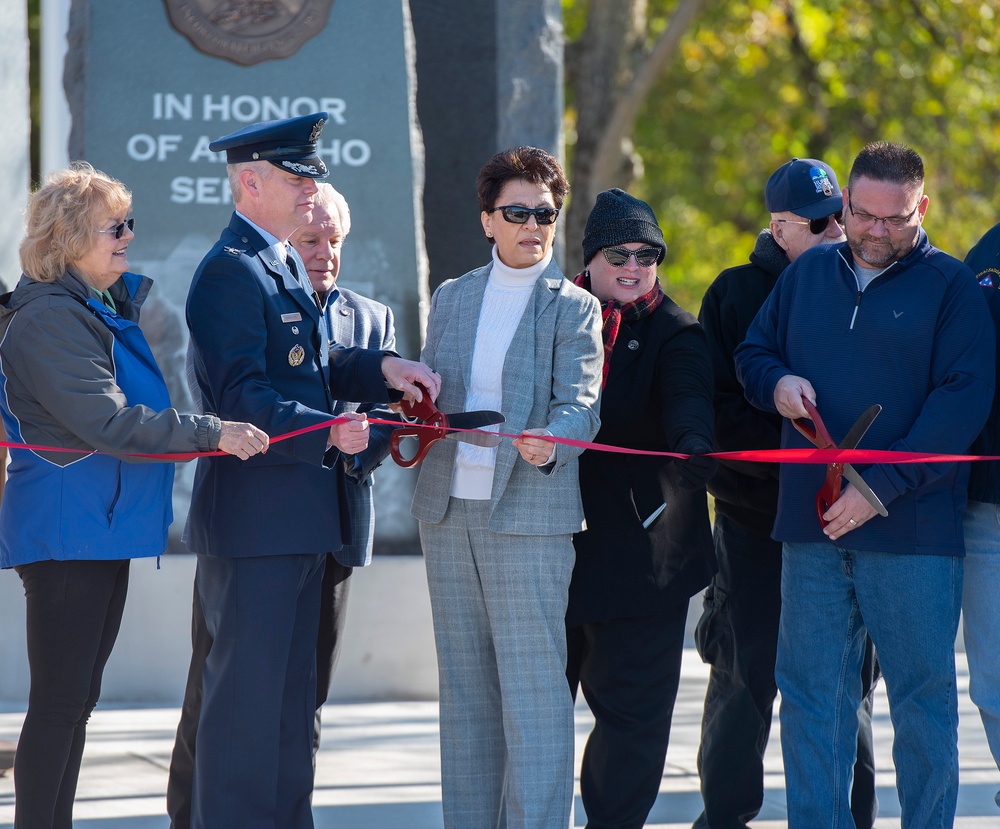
[[748, 229, 791, 277], [8, 271, 149, 322], [228, 212, 270, 250]]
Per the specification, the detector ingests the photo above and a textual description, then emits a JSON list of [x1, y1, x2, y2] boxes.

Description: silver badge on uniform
[[288, 344, 306, 366]]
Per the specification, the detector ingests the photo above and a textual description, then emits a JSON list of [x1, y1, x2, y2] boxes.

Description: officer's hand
[[381, 357, 441, 402], [329, 412, 370, 455]]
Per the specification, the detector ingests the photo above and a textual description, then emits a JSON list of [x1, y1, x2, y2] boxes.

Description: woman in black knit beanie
[[566, 188, 718, 829]]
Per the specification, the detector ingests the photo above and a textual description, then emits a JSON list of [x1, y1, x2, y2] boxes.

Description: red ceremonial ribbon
[[2, 416, 999, 464]]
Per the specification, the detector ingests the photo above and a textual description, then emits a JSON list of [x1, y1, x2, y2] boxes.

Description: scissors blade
[[444, 430, 502, 447], [444, 410, 506, 429], [394, 411, 503, 446], [842, 464, 889, 517], [442, 409, 504, 447], [839, 404, 882, 450]]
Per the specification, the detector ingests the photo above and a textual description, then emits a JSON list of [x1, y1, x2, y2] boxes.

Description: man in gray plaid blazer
[[296, 184, 398, 572], [309, 186, 399, 737]]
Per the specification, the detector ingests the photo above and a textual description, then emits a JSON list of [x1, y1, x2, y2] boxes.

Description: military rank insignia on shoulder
[[223, 246, 243, 256]]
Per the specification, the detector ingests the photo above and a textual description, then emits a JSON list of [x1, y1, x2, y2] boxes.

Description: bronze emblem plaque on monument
[[165, 0, 335, 66]]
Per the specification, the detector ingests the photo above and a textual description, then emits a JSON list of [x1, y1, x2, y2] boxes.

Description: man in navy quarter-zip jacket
[[736, 141, 994, 829]]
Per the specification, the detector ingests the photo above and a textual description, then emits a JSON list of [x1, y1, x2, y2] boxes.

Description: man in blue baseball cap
[[173, 112, 439, 828], [764, 157, 846, 261]]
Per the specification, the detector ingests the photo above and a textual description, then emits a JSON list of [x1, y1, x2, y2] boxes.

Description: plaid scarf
[[573, 270, 665, 388]]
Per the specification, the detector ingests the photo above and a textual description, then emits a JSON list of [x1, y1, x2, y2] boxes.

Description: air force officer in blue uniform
[[182, 112, 439, 828], [166, 185, 402, 828]]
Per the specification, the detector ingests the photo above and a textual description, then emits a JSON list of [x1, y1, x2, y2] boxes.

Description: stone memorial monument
[[1, 0, 566, 705], [411, 0, 564, 289], [46, 0, 564, 555], [63, 0, 427, 551]]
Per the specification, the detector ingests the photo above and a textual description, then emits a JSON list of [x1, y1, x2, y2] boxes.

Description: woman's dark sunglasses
[[96, 218, 136, 239], [602, 245, 661, 268], [488, 205, 559, 225]]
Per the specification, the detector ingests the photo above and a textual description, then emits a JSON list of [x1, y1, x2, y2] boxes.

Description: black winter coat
[[697, 230, 787, 535], [567, 294, 716, 628]]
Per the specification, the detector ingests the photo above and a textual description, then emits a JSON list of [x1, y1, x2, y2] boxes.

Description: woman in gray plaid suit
[[411, 147, 603, 829]]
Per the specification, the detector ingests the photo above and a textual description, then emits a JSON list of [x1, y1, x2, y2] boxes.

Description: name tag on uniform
[[281, 313, 303, 323]]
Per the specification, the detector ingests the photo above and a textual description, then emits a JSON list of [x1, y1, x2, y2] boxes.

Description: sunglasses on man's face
[[774, 211, 843, 235], [488, 205, 560, 225], [95, 218, 135, 239], [602, 245, 661, 268]]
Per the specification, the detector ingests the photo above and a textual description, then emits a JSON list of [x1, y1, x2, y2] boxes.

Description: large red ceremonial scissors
[[389, 383, 505, 468], [791, 397, 889, 528]]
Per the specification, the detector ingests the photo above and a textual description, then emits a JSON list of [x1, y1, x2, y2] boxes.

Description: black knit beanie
[[582, 188, 667, 267]]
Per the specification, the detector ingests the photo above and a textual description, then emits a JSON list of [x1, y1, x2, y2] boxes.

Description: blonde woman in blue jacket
[[0, 163, 266, 828]]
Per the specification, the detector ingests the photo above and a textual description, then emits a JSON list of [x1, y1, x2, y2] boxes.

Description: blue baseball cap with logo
[[764, 158, 843, 219]]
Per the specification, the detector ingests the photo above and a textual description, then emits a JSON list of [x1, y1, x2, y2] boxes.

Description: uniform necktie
[[285, 246, 300, 279]]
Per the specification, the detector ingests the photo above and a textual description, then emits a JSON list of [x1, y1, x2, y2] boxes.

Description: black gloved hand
[[674, 442, 718, 491]]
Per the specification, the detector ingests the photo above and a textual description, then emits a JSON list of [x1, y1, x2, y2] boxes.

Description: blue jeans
[[962, 501, 1000, 770], [693, 516, 879, 829], [778, 541, 962, 829]]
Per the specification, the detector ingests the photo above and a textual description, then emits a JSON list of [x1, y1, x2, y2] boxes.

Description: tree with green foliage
[[564, 0, 1000, 312], [563, 0, 707, 278]]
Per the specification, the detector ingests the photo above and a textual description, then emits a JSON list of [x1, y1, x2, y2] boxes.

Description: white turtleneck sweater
[[450, 247, 552, 499]]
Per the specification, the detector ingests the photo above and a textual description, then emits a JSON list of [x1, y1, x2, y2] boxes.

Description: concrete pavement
[[1, 649, 998, 828]]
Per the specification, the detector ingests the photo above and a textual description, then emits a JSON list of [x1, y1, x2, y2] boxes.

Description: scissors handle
[[791, 397, 842, 528], [791, 398, 835, 449], [390, 423, 445, 468], [397, 381, 439, 423], [389, 381, 447, 468], [815, 465, 844, 528]]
